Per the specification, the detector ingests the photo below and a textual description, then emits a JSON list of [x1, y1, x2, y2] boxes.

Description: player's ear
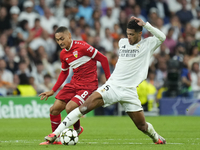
[[68, 32, 72, 39]]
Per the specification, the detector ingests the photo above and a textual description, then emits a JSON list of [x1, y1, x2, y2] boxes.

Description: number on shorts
[[104, 85, 110, 91], [81, 91, 88, 98]]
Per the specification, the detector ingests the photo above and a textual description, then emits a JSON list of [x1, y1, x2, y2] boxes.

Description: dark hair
[[19, 60, 26, 64], [19, 20, 28, 31], [55, 26, 69, 33], [19, 73, 29, 85], [34, 18, 40, 22], [35, 60, 43, 66], [44, 74, 51, 79], [53, 25, 58, 30], [168, 27, 174, 32], [191, 62, 199, 71], [127, 20, 142, 32]]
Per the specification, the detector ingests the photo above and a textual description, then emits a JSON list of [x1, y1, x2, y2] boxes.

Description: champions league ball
[[60, 128, 79, 145]]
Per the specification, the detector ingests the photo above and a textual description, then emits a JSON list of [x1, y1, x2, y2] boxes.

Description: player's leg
[[127, 111, 166, 144], [65, 100, 82, 135], [45, 82, 116, 143], [50, 83, 76, 133], [45, 91, 104, 143], [39, 99, 66, 145], [56, 91, 104, 133], [50, 99, 66, 132], [120, 87, 166, 144], [65, 87, 97, 135], [40, 84, 77, 145]]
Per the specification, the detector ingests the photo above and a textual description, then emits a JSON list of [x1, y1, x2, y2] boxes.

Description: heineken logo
[[0, 100, 52, 118]]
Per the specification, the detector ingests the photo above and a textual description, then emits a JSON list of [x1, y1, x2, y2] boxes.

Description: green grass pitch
[[0, 116, 199, 150]]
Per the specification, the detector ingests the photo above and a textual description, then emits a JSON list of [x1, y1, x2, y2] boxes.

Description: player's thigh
[[55, 83, 76, 103], [66, 87, 98, 114], [50, 99, 66, 115], [119, 87, 143, 112], [127, 111, 146, 127], [71, 87, 96, 106], [65, 100, 79, 114], [80, 91, 104, 114], [96, 82, 119, 107]]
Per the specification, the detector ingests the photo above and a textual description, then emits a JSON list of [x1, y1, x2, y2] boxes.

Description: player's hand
[[39, 90, 54, 101], [130, 16, 146, 26]]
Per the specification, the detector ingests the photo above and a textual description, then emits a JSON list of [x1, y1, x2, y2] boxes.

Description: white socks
[[53, 108, 83, 136], [145, 122, 158, 143]]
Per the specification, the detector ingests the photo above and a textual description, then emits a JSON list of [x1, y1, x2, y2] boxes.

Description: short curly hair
[[127, 20, 142, 32]]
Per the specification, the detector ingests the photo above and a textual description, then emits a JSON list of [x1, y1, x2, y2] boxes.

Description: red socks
[[50, 114, 80, 131], [50, 114, 61, 132], [73, 120, 80, 130]]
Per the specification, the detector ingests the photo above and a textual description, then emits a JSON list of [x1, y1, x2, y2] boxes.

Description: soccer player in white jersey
[[44, 16, 167, 144]]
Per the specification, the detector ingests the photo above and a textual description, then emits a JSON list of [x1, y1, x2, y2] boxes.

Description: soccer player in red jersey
[[39, 26, 111, 145]]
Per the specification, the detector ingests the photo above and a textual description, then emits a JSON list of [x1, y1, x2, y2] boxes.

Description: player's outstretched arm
[[94, 51, 111, 79], [130, 16, 166, 42], [52, 69, 69, 92], [144, 22, 166, 42]]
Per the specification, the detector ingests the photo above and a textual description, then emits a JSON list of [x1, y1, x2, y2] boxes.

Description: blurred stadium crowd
[[0, 0, 200, 112]]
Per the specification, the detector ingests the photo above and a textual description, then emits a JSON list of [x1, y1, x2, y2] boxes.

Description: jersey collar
[[65, 40, 73, 51]]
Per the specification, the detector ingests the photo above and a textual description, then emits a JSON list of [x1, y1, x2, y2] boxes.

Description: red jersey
[[60, 40, 99, 86]]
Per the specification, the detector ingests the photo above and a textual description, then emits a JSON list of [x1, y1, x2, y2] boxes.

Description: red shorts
[[55, 83, 97, 106]]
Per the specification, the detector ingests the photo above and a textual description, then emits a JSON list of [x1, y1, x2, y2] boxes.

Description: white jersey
[[108, 22, 166, 88]]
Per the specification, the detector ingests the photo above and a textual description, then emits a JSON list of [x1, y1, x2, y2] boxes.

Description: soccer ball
[[60, 128, 79, 145]]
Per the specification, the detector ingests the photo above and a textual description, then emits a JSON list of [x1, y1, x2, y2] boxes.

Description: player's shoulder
[[73, 40, 87, 46], [60, 48, 67, 55], [60, 48, 66, 53], [119, 38, 128, 46], [73, 40, 94, 52], [119, 38, 128, 43], [59, 49, 67, 59]]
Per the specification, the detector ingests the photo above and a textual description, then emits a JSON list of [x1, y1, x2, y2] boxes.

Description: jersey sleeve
[[118, 38, 123, 47], [60, 51, 69, 71], [143, 22, 166, 54], [93, 51, 111, 79], [81, 41, 98, 58], [52, 69, 69, 92], [144, 22, 166, 42]]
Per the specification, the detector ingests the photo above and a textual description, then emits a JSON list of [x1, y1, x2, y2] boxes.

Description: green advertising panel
[[0, 96, 94, 119]]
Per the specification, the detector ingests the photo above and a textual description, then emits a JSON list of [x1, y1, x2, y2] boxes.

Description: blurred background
[[0, 0, 200, 117]]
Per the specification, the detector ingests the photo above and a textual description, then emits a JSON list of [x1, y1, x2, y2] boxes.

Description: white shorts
[[96, 81, 143, 112]]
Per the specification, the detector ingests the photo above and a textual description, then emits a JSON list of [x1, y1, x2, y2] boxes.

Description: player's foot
[[39, 141, 51, 145], [155, 135, 166, 144], [53, 141, 62, 145], [39, 141, 62, 145], [75, 126, 84, 136], [44, 133, 57, 143]]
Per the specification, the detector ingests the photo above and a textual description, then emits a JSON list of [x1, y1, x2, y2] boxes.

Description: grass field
[[0, 116, 199, 150]]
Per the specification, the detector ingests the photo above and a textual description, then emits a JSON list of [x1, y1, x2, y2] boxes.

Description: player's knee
[[79, 106, 88, 115], [65, 103, 79, 114], [50, 106, 60, 115], [65, 107, 73, 114]]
